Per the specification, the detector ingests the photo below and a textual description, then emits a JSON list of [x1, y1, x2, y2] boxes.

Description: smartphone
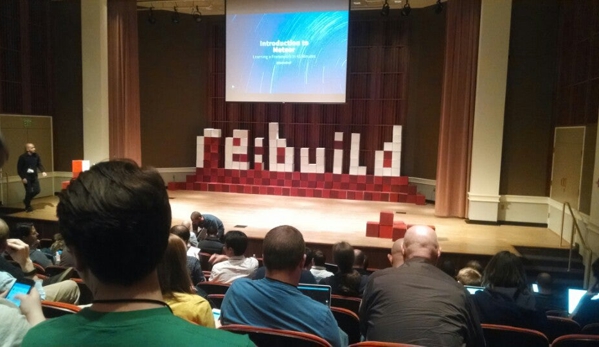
[[531, 283, 539, 293], [6, 279, 34, 307]]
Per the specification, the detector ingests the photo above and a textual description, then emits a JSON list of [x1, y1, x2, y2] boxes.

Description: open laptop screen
[[464, 285, 485, 295], [298, 283, 332, 307], [568, 288, 587, 314]]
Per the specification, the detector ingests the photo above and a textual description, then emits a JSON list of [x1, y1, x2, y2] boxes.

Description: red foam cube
[[366, 222, 379, 237], [416, 194, 426, 205], [379, 211, 394, 226], [392, 222, 407, 241], [379, 225, 393, 239]]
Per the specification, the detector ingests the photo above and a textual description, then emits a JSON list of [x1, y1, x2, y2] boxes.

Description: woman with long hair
[[320, 242, 368, 297], [471, 251, 547, 334], [157, 234, 215, 327]]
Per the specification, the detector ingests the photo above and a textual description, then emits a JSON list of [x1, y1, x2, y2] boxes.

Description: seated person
[[210, 230, 258, 283], [456, 267, 482, 286], [197, 226, 224, 255], [310, 250, 334, 282], [183, 211, 225, 244], [220, 225, 347, 347], [353, 249, 370, 275], [471, 251, 548, 334], [251, 247, 317, 284], [320, 242, 369, 297], [157, 234, 214, 327], [10, 223, 52, 268], [0, 287, 45, 347], [571, 258, 599, 327], [22, 160, 252, 347], [170, 225, 205, 285], [534, 272, 567, 314], [0, 220, 79, 304]]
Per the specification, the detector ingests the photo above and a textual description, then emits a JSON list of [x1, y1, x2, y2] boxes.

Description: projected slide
[[226, 2, 349, 103]]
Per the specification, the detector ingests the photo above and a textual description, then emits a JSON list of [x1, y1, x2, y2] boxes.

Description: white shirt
[[187, 246, 201, 259], [310, 266, 335, 282], [210, 256, 258, 284]]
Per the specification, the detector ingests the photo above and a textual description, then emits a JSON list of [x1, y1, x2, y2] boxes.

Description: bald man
[[359, 225, 485, 347], [387, 238, 404, 268], [17, 143, 47, 212]]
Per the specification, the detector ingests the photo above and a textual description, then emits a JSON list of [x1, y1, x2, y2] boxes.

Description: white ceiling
[[136, 0, 444, 16]]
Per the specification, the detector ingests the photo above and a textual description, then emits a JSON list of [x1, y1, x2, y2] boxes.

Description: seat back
[[547, 316, 582, 342], [349, 342, 424, 347], [481, 323, 549, 347], [199, 252, 213, 272], [44, 265, 79, 278], [220, 324, 332, 347], [71, 278, 94, 305], [330, 295, 361, 316], [330, 306, 360, 345], [207, 294, 225, 309], [41, 300, 81, 318], [551, 334, 599, 347], [197, 281, 230, 295], [582, 323, 599, 335]]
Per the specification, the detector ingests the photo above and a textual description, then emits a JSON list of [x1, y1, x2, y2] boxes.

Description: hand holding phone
[[6, 279, 34, 307]]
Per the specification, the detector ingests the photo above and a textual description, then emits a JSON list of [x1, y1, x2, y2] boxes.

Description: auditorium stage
[[4, 190, 566, 262]]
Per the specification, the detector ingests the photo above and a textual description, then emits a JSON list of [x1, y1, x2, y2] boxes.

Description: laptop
[[297, 283, 332, 307], [464, 285, 484, 295], [568, 288, 588, 314]]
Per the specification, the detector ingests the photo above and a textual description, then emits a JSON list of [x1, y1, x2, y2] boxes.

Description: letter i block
[[379, 211, 394, 226]]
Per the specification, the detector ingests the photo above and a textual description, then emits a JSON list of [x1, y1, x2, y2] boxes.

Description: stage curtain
[[435, 0, 481, 218], [107, 0, 142, 164]]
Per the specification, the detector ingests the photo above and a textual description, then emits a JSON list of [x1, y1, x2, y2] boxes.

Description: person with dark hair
[[10, 223, 52, 268], [571, 257, 599, 327], [169, 225, 205, 285], [534, 272, 567, 314], [197, 225, 224, 255], [353, 249, 370, 275], [221, 225, 346, 347], [320, 242, 368, 297], [465, 260, 484, 274], [250, 246, 318, 284], [17, 143, 47, 212], [304, 247, 314, 270], [210, 230, 258, 283], [157, 234, 214, 327], [22, 160, 252, 347], [471, 251, 548, 334], [183, 211, 225, 244], [310, 249, 334, 282], [360, 225, 484, 346]]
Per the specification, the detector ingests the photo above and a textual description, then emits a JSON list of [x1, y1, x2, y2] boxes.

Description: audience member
[[304, 247, 314, 270], [0, 287, 45, 347], [471, 251, 548, 334], [387, 238, 404, 268], [0, 220, 79, 304], [197, 225, 224, 255], [571, 258, 599, 327], [221, 225, 347, 347], [49, 233, 65, 255], [439, 258, 457, 278], [353, 248, 370, 275], [320, 242, 368, 297], [22, 160, 252, 347], [170, 225, 205, 285], [465, 260, 484, 274], [534, 272, 567, 314], [251, 264, 317, 284], [157, 234, 214, 327], [360, 225, 484, 346], [456, 267, 482, 286], [183, 211, 225, 244], [10, 223, 52, 268], [310, 250, 335, 282], [210, 230, 258, 283]]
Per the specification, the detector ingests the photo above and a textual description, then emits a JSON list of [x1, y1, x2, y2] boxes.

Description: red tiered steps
[[169, 168, 426, 204], [365, 211, 432, 241]]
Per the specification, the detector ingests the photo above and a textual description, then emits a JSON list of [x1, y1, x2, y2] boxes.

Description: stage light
[[171, 6, 180, 24], [381, 0, 390, 16], [147, 6, 157, 24], [401, 0, 411, 16], [192, 6, 202, 23], [434, 0, 443, 14]]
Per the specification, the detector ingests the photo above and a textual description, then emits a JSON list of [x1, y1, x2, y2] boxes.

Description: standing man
[[17, 143, 46, 212], [359, 225, 485, 347]]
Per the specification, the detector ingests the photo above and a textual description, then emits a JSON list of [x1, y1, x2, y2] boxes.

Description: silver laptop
[[298, 283, 332, 307]]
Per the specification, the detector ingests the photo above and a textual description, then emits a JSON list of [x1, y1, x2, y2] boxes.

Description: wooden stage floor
[[6, 190, 567, 257]]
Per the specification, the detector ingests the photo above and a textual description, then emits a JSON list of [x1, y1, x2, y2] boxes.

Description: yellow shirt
[[164, 292, 216, 328]]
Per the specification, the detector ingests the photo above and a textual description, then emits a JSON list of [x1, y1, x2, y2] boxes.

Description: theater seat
[[546, 316, 582, 342], [551, 334, 599, 347], [197, 282, 230, 295], [349, 342, 424, 347], [331, 295, 361, 316], [41, 300, 81, 318], [207, 294, 225, 309], [330, 306, 360, 345], [582, 323, 599, 335], [220, 324, 332, 347], [481, 323, 549, 347]]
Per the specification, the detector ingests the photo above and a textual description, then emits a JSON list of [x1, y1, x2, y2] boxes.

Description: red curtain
[[107, 0, 141, 164], [435, 0, 481, 218]]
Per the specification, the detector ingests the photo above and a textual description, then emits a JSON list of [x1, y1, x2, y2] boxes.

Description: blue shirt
[[221, 277, 345, 347], [201, 214, 225, 240]]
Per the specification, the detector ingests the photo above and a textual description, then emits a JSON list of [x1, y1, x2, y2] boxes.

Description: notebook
[[464, 285, 485, 295], [298, 283, 332, 307], [568, 288, 587, 314]]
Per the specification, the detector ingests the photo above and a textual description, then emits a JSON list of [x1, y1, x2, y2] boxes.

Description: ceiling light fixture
[[434, 0, 444, 14], [171, 6, 180, 24], [381, 0, 390, 16], [192, 6, 202, 23], [147, 6, 157, 24], [401, 0, 411, 16]]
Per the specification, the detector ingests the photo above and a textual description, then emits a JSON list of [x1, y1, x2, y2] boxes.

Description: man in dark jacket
[[17, 143, 46, 212]]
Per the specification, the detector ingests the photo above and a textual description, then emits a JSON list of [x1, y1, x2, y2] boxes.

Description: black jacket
[[17, 152, 45, 179]]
